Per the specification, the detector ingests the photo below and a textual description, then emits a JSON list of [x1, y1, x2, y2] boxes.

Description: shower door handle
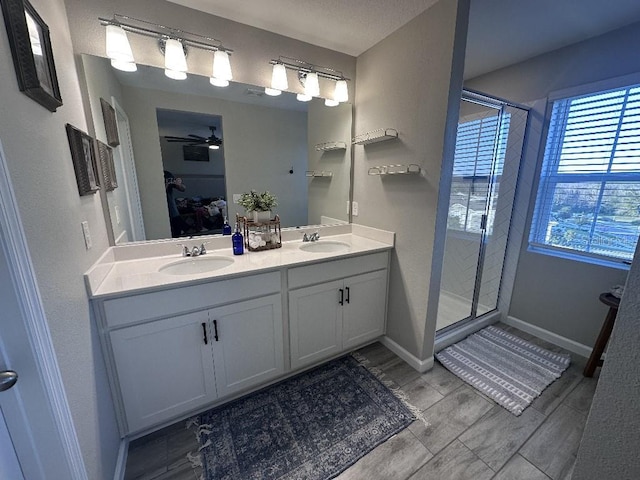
[[480, 214, 488, 231], [0, 370, 18, 392]]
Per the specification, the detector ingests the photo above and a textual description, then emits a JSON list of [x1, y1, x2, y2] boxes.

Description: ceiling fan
[[164, 126, 222, 150]]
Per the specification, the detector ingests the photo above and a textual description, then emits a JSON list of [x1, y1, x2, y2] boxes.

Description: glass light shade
[[209, 145, 220, 150], [296, 93, 312, 102], [324, 98, 339, 107], [164, 39, 187, 73], [304, 72, 320, 97], [271, 63, 288, 91], [106, 25, 134, 63], [209, 77, 229, 87], [165, 69, 187, 80], [335, 79, 349, 103], [264, 87, 282, 96], [110, 59, 137, 72], [212, 50, 233, 81]]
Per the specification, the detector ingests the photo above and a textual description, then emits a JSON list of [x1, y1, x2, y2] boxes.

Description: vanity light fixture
[[269, 56, 349, 106], [99, 15, 233, 83], [264, 87, 281, 96]]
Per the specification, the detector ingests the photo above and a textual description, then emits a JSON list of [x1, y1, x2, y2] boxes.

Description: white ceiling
[[168, 0, 640, 78]]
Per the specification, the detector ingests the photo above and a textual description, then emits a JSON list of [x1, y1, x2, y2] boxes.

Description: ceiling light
[[335, 80, 349, 103], [324, 98, 339, 107], [271, 63, 288, 91], [209, 145, 220, 150], [265, 87, 282, 96], [106, 24, 134, 63], [210, 77, 229, 87], [110, 59, 137, 72], [304, 72, 320, 97], [296, 93, 312, 102], [211, 50, 232, 87]]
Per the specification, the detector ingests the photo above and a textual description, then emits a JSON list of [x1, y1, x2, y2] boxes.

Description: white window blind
[[448, 114, 509, 234], [530, 85, 640, 262]]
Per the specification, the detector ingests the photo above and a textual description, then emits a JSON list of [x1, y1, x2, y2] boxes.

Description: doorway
[[436, 90, 529, 333]]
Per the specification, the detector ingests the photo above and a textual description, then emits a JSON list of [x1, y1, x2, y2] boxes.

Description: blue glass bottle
[[232, 223, 244, 255], [222, 216, 232, 235]]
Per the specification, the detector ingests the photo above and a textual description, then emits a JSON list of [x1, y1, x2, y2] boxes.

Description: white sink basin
[[299, 240, 350, 253], [159, 256, 235, 275]]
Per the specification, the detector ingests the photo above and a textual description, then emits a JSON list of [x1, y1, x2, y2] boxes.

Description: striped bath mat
[[435, 325, 571, 415]]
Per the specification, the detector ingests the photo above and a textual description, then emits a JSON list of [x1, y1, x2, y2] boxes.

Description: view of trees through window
[[530, 85, 640, 262]]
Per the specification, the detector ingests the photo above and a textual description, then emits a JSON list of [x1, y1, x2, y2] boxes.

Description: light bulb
[[335, 79, 348, 103], [165, 69, 187, 80], [111, 59, 137, 72], [106, 25, 134, 63], [271, 63, 288, 91], [296, 93, 312, 102], [209, 145, 220, 150], [212, 50, 233, 82], [304, 72, 320, 97], [265, 87, 282, 96], [164, 38, 187, 73], [210, 77, 229, 87], [324, 98, 339, 107]]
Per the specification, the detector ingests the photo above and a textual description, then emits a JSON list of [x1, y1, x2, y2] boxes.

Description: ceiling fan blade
[[188, 134, 207, 140]]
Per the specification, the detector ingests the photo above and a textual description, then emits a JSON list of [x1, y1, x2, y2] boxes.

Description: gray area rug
[[187, 355, 415, 480], [436, 325, 571, 415]]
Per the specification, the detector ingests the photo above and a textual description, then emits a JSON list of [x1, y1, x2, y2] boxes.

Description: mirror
[[81, 54, 352, 244]]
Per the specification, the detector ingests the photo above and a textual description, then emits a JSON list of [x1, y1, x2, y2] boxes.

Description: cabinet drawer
[[102, 272, 280, 328], [288, 252, 388, 289]]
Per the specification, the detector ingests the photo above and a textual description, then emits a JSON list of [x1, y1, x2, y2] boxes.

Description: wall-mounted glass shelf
[[305, 170, 333, 177], [368, 164, 421, 176], [315, 141, 347, 151], [352, 128, 398, 145]]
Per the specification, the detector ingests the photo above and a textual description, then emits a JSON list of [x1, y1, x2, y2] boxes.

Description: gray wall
[[573, 241, 640, 478], [465, 22, 640, 347], [307, 102, 352, 225], [82, 54, 134, 244], [0, 0, 120, 478], [354, 0, 470, 359]]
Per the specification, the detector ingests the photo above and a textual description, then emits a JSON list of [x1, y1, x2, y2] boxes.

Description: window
[[530, 85, 640, 263], [448, 114, 510, 234]]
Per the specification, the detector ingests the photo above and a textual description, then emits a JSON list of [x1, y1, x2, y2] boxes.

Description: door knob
[[0, 370, 18, 392]]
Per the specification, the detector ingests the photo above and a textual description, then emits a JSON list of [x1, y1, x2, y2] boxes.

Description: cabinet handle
[[213, 319, 219, 342], [201, 322, 208, 345], [339, 288, 344, 305], [345, 286, 350, 304]]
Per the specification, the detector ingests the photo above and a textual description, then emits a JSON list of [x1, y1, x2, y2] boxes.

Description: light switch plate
[[352, 201, 359, 216], [81, 221, 92, 250], [233, 194, 241, 204]]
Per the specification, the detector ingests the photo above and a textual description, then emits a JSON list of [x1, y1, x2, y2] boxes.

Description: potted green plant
[[238, 190, 278, 222]]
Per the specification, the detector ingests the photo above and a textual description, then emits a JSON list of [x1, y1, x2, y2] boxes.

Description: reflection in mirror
[[81, 54, 352, 244]]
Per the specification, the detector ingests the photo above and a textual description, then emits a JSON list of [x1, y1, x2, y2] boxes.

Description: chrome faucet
[[303, 232, 320, 242], [178, 243, 208, 257]]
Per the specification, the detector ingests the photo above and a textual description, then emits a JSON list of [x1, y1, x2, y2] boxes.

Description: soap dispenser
[[232, 223, 244, 255], [222, 216, 232, 235]]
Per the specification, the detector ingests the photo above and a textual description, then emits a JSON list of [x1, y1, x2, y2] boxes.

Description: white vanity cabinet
[[288, 252, 389, 370], [98, 272, 284, 434]]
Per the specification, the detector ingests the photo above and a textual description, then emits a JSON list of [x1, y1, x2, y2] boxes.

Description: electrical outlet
[[352, 201, 359, 216], [81, 221, 92, 250], [233, 194, 242, 204], [115, 205, 121, 225]]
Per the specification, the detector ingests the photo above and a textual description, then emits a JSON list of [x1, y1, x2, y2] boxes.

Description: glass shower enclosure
[[436, 90, 529, 333]]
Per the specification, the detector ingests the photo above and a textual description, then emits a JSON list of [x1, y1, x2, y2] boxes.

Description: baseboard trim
[[380, 336, 434, 373], [504, 316, 593, 358], [113, 438, 129, 480]]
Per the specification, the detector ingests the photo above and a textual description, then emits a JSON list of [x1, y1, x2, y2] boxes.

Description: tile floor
[[123, 323, 598, 480]]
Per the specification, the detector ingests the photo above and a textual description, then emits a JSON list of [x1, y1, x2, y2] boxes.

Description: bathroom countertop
[[85, 225, 394, 299]]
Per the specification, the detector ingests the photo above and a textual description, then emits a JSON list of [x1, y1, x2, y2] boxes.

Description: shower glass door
[[436, 92, 528, 332]]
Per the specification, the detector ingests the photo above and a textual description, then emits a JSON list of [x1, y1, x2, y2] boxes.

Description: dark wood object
[[583, 292, 620, 377]]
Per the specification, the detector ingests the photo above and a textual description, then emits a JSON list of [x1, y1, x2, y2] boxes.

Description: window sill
[[527, 245, 631, 271]]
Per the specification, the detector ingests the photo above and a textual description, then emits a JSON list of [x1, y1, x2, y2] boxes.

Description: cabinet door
[[211, 294, 284, 398], [289, 280, 343, 370], [110, 312, 216, 433], [343, 270, 387, 349]]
